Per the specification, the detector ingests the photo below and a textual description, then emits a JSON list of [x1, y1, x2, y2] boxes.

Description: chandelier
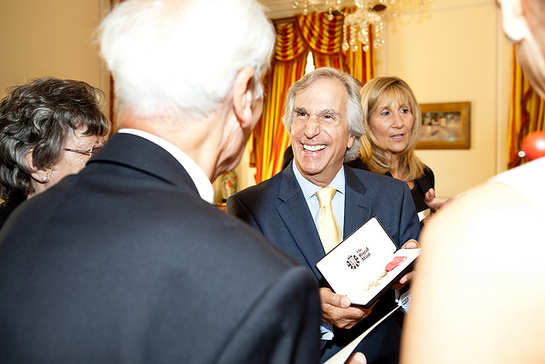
[[292, 0, 343, 19], [293, 0, 432, 52]]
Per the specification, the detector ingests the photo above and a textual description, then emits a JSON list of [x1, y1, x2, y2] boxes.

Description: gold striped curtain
[[252, 20, 309, 183], [343, 7, 374, 83], [297, 7, 374, 79], [508, 45, 545, 169], [253, 10, 374, 183]]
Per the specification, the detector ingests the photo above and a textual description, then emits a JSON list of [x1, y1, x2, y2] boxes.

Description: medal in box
[[316, 216, 420, 308]]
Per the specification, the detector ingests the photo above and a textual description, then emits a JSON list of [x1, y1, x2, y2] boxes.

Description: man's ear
[[499, 0, 529, 44], [232, 66, 257, 129], [25, 150, 48, 183], [347, 134, 356, 149]]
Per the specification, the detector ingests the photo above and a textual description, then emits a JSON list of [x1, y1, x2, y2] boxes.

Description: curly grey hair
[[0, 78, 110, 200]]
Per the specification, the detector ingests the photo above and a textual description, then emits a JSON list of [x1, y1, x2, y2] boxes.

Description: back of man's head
[[99, 0, 275, 120]]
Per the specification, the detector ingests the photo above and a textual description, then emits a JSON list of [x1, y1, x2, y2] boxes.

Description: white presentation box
[[316, 216, 420, 308]]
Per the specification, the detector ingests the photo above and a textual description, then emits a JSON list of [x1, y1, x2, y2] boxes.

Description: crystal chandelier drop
[[342, 0, 389, 52], [292, 0, 343, 20], [293, 0, 432, 52]]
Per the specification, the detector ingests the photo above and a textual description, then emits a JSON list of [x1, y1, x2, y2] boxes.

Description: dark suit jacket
[[0, 133, 321, 364], [347, 158, 435, 213], [0, 192, 25, 230], [227, 163, 421, 364]]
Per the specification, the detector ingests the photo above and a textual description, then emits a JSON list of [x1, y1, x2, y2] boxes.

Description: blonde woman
[[350, 76, 443, 218]]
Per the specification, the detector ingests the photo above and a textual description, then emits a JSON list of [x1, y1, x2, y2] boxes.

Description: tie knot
[[316, 187, 336, 208]]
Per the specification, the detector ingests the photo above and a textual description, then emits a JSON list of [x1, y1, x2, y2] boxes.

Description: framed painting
[[416, 102, 471, 149]]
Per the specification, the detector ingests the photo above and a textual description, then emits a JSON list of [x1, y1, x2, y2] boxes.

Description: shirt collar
[[117, 128, 214, 204], [292, 162, 346, 201]]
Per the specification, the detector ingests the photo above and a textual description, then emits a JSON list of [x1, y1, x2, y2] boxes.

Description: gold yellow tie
[[316, 187, 342, 253]]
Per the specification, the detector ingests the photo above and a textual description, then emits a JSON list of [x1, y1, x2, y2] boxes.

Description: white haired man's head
[[99, 0, 275, 120]]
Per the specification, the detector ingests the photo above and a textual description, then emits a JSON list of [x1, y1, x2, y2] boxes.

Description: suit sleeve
[[226, 195, 263, 233], [399, 184, 422, 244], [427, 167, 435, 190], [215, 266, 322, 364]]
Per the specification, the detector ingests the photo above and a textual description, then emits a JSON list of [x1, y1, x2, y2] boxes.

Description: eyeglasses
[[63, 145, 103, 157]]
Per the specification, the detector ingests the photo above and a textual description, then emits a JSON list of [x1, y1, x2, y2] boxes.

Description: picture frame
[[416, 102, 471, 149]]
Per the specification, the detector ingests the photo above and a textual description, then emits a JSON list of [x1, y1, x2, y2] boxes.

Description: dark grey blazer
[[0, 133, 321, 364], [227, 162, 421, 364]]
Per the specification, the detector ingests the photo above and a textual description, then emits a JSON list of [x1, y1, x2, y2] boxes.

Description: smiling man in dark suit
[[0, 0, 323, 363], [227, 67, 421, 363]]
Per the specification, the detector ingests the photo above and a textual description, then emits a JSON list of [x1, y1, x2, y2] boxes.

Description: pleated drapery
[[251, 20, 309, 182]]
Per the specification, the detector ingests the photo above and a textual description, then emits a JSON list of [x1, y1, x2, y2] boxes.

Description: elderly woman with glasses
[[0, 78, 111, 227]]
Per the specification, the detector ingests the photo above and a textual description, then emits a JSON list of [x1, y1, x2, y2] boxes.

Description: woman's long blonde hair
[[359, 76, 425, 182]]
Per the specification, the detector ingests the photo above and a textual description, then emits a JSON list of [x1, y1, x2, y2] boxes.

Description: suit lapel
[[276, 164, 325, 277], [343, 166, 373, 237]]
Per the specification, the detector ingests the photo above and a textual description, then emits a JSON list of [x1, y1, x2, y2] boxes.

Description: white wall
[[0, 0, 110, 106]]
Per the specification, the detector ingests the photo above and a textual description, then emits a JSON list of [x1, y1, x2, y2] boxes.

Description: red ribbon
[[385, 256, 407, 272]]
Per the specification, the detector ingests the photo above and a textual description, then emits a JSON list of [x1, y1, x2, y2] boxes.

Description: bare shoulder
[[423, 181, 545, 252], [402, 181, 545, 364]]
